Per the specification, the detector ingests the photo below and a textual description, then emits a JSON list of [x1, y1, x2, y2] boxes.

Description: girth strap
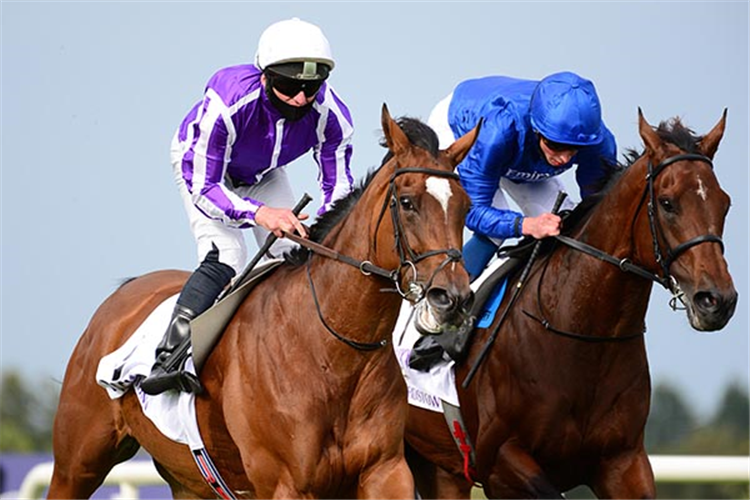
[[442, 400, 477, 485]]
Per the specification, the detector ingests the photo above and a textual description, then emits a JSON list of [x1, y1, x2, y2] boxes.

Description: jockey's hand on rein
[[256, 205, 309, 238], [522, 212, 562, 239]]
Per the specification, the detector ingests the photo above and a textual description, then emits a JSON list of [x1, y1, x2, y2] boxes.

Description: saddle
[[190, 259, 283, 371]]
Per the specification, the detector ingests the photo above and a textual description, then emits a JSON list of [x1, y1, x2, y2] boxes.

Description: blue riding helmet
[[529, 71, 604, 146]]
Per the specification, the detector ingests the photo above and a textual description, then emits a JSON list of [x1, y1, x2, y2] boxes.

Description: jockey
[[140, 18, 355, 395], [428, 71, 617, 280]]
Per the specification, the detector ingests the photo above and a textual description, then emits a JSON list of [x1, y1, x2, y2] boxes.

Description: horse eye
[[399, 196, 415, 211], [659, 197, 675, 213]]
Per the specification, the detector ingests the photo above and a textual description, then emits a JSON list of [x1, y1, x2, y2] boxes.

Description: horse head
[[636, 108, 737, 331], [374, 104, 480, 334]]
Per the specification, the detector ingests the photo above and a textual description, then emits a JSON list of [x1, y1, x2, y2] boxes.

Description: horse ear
[[638, 108, 666, 157], [443, 118, 483, 168], [381, 103, 411, 156], [697, 108, 727, 159]]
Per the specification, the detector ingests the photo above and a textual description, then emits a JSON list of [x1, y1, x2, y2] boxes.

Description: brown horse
[[404, 109, 737, 499], [49, 105, 480, 499]]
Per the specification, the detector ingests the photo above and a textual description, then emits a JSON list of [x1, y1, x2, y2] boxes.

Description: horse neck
[[310, 175, 403, 344], [578, 162, 649, 259], [551, 160, 655, 331]]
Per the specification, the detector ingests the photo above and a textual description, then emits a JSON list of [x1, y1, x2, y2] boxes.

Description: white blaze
[[696, 176, 708, 201], [426, 177, 452, 218]]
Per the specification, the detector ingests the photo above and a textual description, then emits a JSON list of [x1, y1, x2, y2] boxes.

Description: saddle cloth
[[95, 258, 284, 449], [392, 256, 509, 413], [95, 294, 206, 450]]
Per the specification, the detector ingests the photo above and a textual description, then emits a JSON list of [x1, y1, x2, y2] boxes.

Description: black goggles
[[269, 73, 324, 98], [541, 135, 578, 152]]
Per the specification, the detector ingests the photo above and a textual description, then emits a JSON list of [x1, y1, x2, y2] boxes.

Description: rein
[[286, 166, 464, 351], [553, 234, 667, 287], [463, 192, 567, 388], [522, 246, 646, 343], [523, 152, 724, 342]]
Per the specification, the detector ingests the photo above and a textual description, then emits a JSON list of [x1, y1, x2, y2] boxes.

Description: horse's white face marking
[[696, 176, 708, 201], [426, 177, 452, 219]]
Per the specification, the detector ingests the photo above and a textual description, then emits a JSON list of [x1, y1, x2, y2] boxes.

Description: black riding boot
[[139, 304, 202, 395], [140, 243, 235, 396]]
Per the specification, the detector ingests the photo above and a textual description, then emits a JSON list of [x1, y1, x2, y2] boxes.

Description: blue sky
[[1, 1, 748, 419]]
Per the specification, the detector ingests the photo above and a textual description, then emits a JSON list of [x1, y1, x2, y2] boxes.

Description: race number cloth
[[393, 303, 459, 413], [95, 294, 205, 449], [95, 296, 238, 498], [95, 258, 283, 447], [392, 256, 509, 413]]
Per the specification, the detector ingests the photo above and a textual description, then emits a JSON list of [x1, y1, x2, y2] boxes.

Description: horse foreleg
[[430, 464, 474, 499], [405, 443, 472, 499], [591, 449, 655, 499], [483, 442, 563, 499], [357, 457, 415, 499]]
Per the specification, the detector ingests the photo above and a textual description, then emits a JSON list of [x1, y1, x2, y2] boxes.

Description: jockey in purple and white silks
[[427, 71, 617, 280], [141, 18, 354, 396]]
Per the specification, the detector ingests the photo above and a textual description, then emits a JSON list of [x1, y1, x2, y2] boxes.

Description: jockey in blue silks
[[427, 71, 617, 280], [141, 18, 354, 396]]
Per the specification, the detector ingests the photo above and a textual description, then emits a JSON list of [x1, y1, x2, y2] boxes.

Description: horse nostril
[[694, 291, 719, 313], [426, 287, 455, 313]]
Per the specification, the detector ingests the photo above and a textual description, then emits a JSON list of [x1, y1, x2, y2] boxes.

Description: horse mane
[[378, 116, 440, 163], [561, 116, 705, 234], [284, 117, 440, 266]]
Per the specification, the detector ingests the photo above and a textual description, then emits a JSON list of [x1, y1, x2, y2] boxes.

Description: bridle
[[376, 167, 465, 299], [525, 152, 725, 342], [286, 165, 465, 351], [559, 152, 723, 298], [643, 153, 725, 286]]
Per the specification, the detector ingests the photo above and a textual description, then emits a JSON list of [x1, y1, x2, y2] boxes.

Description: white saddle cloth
[[392, 303, 459, 413], [391, 256, 509, 413], [95, 294, 204, 450]]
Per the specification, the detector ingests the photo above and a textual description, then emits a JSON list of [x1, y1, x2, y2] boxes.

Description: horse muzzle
[[681, 283, 738, 332], [414, 286, 474, 335]]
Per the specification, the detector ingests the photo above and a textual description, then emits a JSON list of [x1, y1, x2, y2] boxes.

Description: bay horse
[[49, 105, 480, 499], [404, 109, 737, 499]]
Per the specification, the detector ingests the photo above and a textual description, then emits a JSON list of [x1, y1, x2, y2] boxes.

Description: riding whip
[[163, 193, 313, 373], [462, 190, 568, 388], [220, 193, 313, 299]]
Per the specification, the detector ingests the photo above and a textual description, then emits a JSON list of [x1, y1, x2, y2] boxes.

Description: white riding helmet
[[255, 18, 335, 75]]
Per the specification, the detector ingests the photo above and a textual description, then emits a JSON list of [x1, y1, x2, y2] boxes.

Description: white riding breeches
[[171, 133, 298, 275], [427, 93, 456, 150]]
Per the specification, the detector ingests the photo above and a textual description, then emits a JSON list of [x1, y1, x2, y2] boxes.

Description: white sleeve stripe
[[191, 89, 258, 226], [318, 90, 354, 209], [191, 89, 227, 196], [195, 191, 261, 227]]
